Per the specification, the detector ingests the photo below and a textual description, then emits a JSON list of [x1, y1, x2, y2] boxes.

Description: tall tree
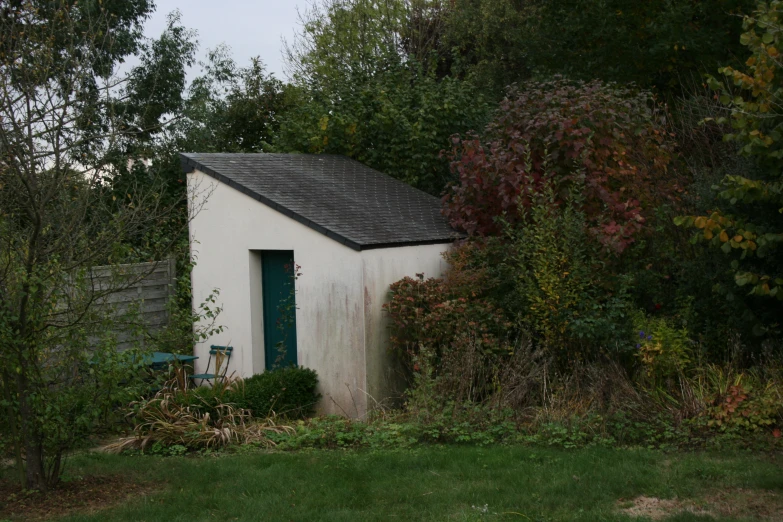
[[0, 1, 196, 490], [175, 45, 290, 154], [440, 0, 535, 93], [279, 0, 489, 194], [679, 0, 783, 311], [532, 0, 755, 96]]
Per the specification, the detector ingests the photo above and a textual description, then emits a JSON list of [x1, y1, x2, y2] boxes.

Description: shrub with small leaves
[[234, 367, 321, 419], [385, 272, 513, 369]]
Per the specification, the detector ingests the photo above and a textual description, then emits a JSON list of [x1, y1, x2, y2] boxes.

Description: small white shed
[[182, 153, 460, 417]]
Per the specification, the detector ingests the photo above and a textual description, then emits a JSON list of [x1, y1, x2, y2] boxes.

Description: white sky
[[143, 0, 309, 80]]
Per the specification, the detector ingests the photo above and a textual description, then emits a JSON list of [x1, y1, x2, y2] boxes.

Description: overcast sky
[[143, 0, 309, 80]]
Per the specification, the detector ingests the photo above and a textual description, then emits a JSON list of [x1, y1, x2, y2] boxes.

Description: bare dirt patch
[[704, 488, 783, 521], [618, 489, 783, 521], [0, 475, 155, 521], [617, 496, 712, 520]]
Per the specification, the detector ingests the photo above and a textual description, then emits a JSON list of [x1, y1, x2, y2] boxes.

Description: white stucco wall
[[188, 169, 452, 418], [360, 245, 451, 410], [188, 170, 366, 416]]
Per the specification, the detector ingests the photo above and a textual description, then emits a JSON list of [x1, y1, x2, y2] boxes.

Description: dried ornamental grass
[[103, 382, 294, 453]]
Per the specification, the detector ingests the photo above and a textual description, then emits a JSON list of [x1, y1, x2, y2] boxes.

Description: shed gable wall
[[188, 169, 368, 416], [360, 245, 451, 410]]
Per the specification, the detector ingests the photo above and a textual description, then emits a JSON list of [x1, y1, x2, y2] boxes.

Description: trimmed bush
[[235, 367, 320, 419]]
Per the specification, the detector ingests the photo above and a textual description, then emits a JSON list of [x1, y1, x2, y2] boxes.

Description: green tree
[[678, 0, 783, 307], [284, 0, 410, 85], [440, 0, 536, 94], [278, 62, 488, 194], [532, 0, 755, 96], [0, 2, 196, 490], [175, 46, 290, 153], [279, 0, 489, 194]]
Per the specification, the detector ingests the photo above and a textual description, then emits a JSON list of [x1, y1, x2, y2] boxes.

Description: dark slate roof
[[180, 153, 462, 251]]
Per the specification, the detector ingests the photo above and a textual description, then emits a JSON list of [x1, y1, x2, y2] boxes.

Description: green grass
[[25, 447, 783, 521]]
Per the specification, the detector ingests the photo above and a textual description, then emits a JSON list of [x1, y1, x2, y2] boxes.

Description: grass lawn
[[2, 446, 782, 521]]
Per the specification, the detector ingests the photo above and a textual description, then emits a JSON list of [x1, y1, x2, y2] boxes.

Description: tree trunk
[[1, 370, 25, 489], [15, 367, 47, 492]]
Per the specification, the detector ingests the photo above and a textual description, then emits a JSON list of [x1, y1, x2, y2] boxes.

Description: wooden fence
[[91, 258, 177, 350]]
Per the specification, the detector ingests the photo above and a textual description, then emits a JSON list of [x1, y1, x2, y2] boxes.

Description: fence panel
[[90, 258, 177, 351]]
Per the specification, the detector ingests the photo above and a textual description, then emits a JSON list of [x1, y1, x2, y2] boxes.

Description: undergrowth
[[262, 414, 781, 453]]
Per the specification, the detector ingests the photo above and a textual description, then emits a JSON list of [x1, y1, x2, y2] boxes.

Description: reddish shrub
[[443, 78, 681, 253], [384, 269, 513, 369]]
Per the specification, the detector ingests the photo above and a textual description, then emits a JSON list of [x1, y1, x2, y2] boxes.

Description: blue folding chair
[[190, 345, 233, 386]]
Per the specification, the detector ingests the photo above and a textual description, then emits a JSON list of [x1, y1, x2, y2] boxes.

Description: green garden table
[[145, 352, 198, 370]]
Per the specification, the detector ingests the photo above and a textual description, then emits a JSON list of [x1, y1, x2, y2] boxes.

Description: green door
[[261, 250, 298, 369]]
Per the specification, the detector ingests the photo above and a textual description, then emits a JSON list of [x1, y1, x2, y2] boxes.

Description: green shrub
[[632, 311, 693, 381], [492, 183, 636, 358], [235, 367, 320, 419]]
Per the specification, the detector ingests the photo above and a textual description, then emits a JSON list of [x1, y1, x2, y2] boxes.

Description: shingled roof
[[180, 153, 462, 251]]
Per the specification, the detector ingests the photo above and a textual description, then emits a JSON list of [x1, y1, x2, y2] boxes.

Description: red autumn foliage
[[442, 78, 681, 253], [383, 265, 512, 368]]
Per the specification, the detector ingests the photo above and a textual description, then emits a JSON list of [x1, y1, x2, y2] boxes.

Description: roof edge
[[360, 238, 458, 251], [181, 153, 462, 252]]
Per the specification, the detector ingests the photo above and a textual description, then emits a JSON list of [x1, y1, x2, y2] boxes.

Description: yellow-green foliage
[[495, 183, 633, 358], [509, 201, 592, 347], [632, 312, 692, 380]]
